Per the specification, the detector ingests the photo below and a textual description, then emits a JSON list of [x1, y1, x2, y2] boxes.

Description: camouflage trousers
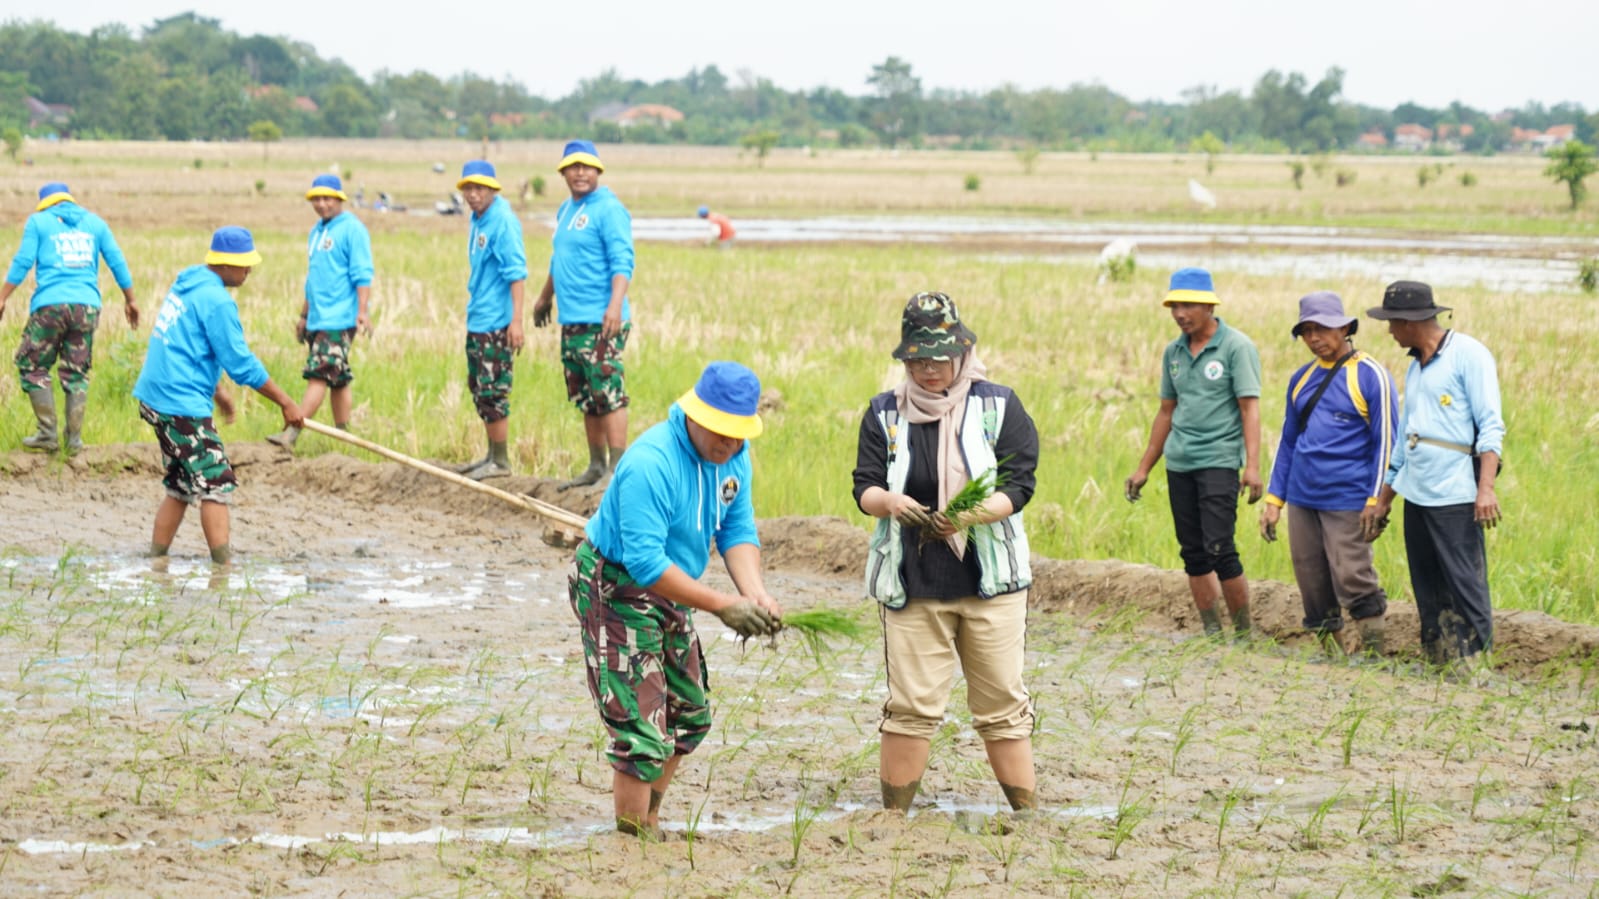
[[138, 402, 238, 505], [569, 540, 711, 782], [302, 328, 356, 388], [560, 323, 631, 416], [15, 303, 99, 394], [465, 328, 514, 423]]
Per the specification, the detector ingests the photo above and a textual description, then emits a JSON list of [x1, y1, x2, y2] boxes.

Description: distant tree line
[[2, 15, 1596, 154]]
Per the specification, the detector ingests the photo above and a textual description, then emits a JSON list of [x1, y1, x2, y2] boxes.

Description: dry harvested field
[[1, 448, 1597, 897]]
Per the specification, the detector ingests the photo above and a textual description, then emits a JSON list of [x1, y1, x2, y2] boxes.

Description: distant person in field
[[1362, 281, 1503, 674], [268, 174, 374, 452], [697, 205, 735, 247], [1259, 292, 1397, 658], [533, 140, 635, 489], [133, 227, 303, 564], [569, 361, 781, 839], [852, 292, 1040, 814], [454, 160, 528, 481], [0, 181, 139, 455], [1125, 267, 1264, 639]]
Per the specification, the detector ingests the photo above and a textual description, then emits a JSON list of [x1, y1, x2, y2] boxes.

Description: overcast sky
[[20, 0, 1599, 112]]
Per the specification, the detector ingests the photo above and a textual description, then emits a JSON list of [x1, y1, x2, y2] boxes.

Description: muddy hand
[[1124, 474, 1146, 503], [714, 600, 777, 638], [893, 504, 935, 531], [1358, 508, 1389, 543], [1258, 505, 1279, 543]]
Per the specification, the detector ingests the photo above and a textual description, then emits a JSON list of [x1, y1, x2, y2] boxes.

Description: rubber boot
[[561, 444, 609, 490], [1197, 606, 1224, 637], [63, 391, 87, 456], [1229, 603, 1253, 642], [1356, 617, 1387, 656], [22, 389, 59, 452], [266, 425, 301, 450]]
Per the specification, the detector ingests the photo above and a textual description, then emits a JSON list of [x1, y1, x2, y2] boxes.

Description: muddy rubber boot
[[62, 391, 88, 456], [1422, 639, 1449, 669], [266, 425, 301, 450], [1356, 617, 1387, 657], [21, 389, 59, 453], [466, 440, 512, 481], [560, 444, 609, 490], [1230, 603, 1254, 641], [1198, 606, 1224, 637]]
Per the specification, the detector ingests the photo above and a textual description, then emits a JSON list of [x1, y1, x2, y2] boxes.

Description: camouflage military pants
[[302, 328, 356, 388], [568, 540, 711, 782], [15, 303, 99, 394], [465, 328, 514, 423], [560, 323, 631, 416], [138, 402, 238, 505]]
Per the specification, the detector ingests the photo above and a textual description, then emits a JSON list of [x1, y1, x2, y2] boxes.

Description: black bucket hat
[[1368, 280, 1452, 321]]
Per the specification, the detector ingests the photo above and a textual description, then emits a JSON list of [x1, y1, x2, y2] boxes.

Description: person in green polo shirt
[[1125, 268, 1264, 638]]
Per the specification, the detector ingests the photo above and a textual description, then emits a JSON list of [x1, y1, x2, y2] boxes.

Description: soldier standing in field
[[533, 140, 636, 489], [269, 174, 374, 451], [0, 182, 139, 454]]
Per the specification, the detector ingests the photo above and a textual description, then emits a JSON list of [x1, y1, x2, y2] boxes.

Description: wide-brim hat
[[36, 182, 74, 212], [678, 361, 764, 440], [457, 159, 502, 191], [892, 291, 978, 360], [205, 226, 263, 267], [305, 173, 348, 201], [1163, 267, 1219, 306], [1368, 280, 1451, 321], [1291, 290, 1358, 337], [557, 139, 605, 172]]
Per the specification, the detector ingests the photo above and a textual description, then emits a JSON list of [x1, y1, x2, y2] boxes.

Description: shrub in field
[[254, 178, 266, 195], [1460, 171, 1477, 187], [1579, 258, 1599, 294], [1335, 168, 1357, 187], [3, 127, 22, 162], [1418, 165, 1435, 188], [531, 175, 546, 197], [1545, 140, 1597, 210], [1016, 145, 1040, 175], [1288, 160, 1305, 190], [964, 173, 980, 191]]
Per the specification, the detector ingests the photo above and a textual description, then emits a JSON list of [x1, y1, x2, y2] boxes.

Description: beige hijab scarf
[[893, 350, 989, 557]]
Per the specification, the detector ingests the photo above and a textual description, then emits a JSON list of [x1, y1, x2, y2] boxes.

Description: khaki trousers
[[880, 590, 1034, 742]]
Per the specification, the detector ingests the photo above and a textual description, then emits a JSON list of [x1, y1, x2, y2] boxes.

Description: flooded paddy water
[[2, 446, 1597, 895], [632, 215, 1596, 293]]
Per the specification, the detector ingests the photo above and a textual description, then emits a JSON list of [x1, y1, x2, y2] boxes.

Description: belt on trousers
[[1407, 433, 1473, 454]]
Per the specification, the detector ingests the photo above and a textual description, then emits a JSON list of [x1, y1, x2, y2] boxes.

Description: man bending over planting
[[133, 227, 303, 564], [569, 361, 782, 838]]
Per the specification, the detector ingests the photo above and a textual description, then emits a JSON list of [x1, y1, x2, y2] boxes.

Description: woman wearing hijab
[[851, 291, 1041, 814]]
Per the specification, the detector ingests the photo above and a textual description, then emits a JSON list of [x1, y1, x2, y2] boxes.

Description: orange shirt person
[[697, 206, 735, 245]]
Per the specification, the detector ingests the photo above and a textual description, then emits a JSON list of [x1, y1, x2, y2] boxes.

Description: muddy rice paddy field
[[2, 445, 1597, 897]]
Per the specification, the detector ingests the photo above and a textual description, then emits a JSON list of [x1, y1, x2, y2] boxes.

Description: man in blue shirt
[[570, 361, 781, 839], [133, 227, 303, 565], [1260, 292, 1398, 657], [533, 140, 636, 489], [1362, 281, 1504, 673], [455, 160, 528, 481], [0, 182, 140, 454], [268, 174, 374, 451]]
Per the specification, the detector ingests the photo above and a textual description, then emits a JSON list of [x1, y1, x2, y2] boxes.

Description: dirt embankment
[[9, 444, 1597, 676]]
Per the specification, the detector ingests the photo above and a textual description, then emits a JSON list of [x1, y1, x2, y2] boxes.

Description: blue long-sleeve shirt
[[1386, 330, 1505, 506], [585, 404, 759, 590], [549, 185, 633, 325], [465, 195, 528, 333], [305, 211, 373, 331], [133, 266, 270, 418], [1265, 350, 1397, 511], [5, 202, 134, 312]]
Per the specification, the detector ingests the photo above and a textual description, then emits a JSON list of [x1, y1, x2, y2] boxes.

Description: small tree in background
[[740, 130, 780, 167], [1015, 145, 1041, 175], [248, 119, 282, 160], [1190, 132, 1224, 175], [3, 127, 22, 163], [1545, 140, 1597, 210], [1288, 160, 1305, 190]]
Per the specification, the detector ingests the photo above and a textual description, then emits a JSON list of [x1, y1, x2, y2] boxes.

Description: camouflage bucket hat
[[892, 291, 978, 360]]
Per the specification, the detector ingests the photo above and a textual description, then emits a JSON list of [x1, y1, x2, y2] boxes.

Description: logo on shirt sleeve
[[1439, 393, 1453, 406]]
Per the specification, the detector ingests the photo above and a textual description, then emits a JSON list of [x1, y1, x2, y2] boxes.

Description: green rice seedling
[[778, 607, 870, 661], [1104, 772, 1153, 860], [1170, 704, 1201, 775], [1294, 787, 1346, 850]]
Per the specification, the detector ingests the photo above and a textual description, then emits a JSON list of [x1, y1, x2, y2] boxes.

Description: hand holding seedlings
[[714, 599, 779, 638]]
